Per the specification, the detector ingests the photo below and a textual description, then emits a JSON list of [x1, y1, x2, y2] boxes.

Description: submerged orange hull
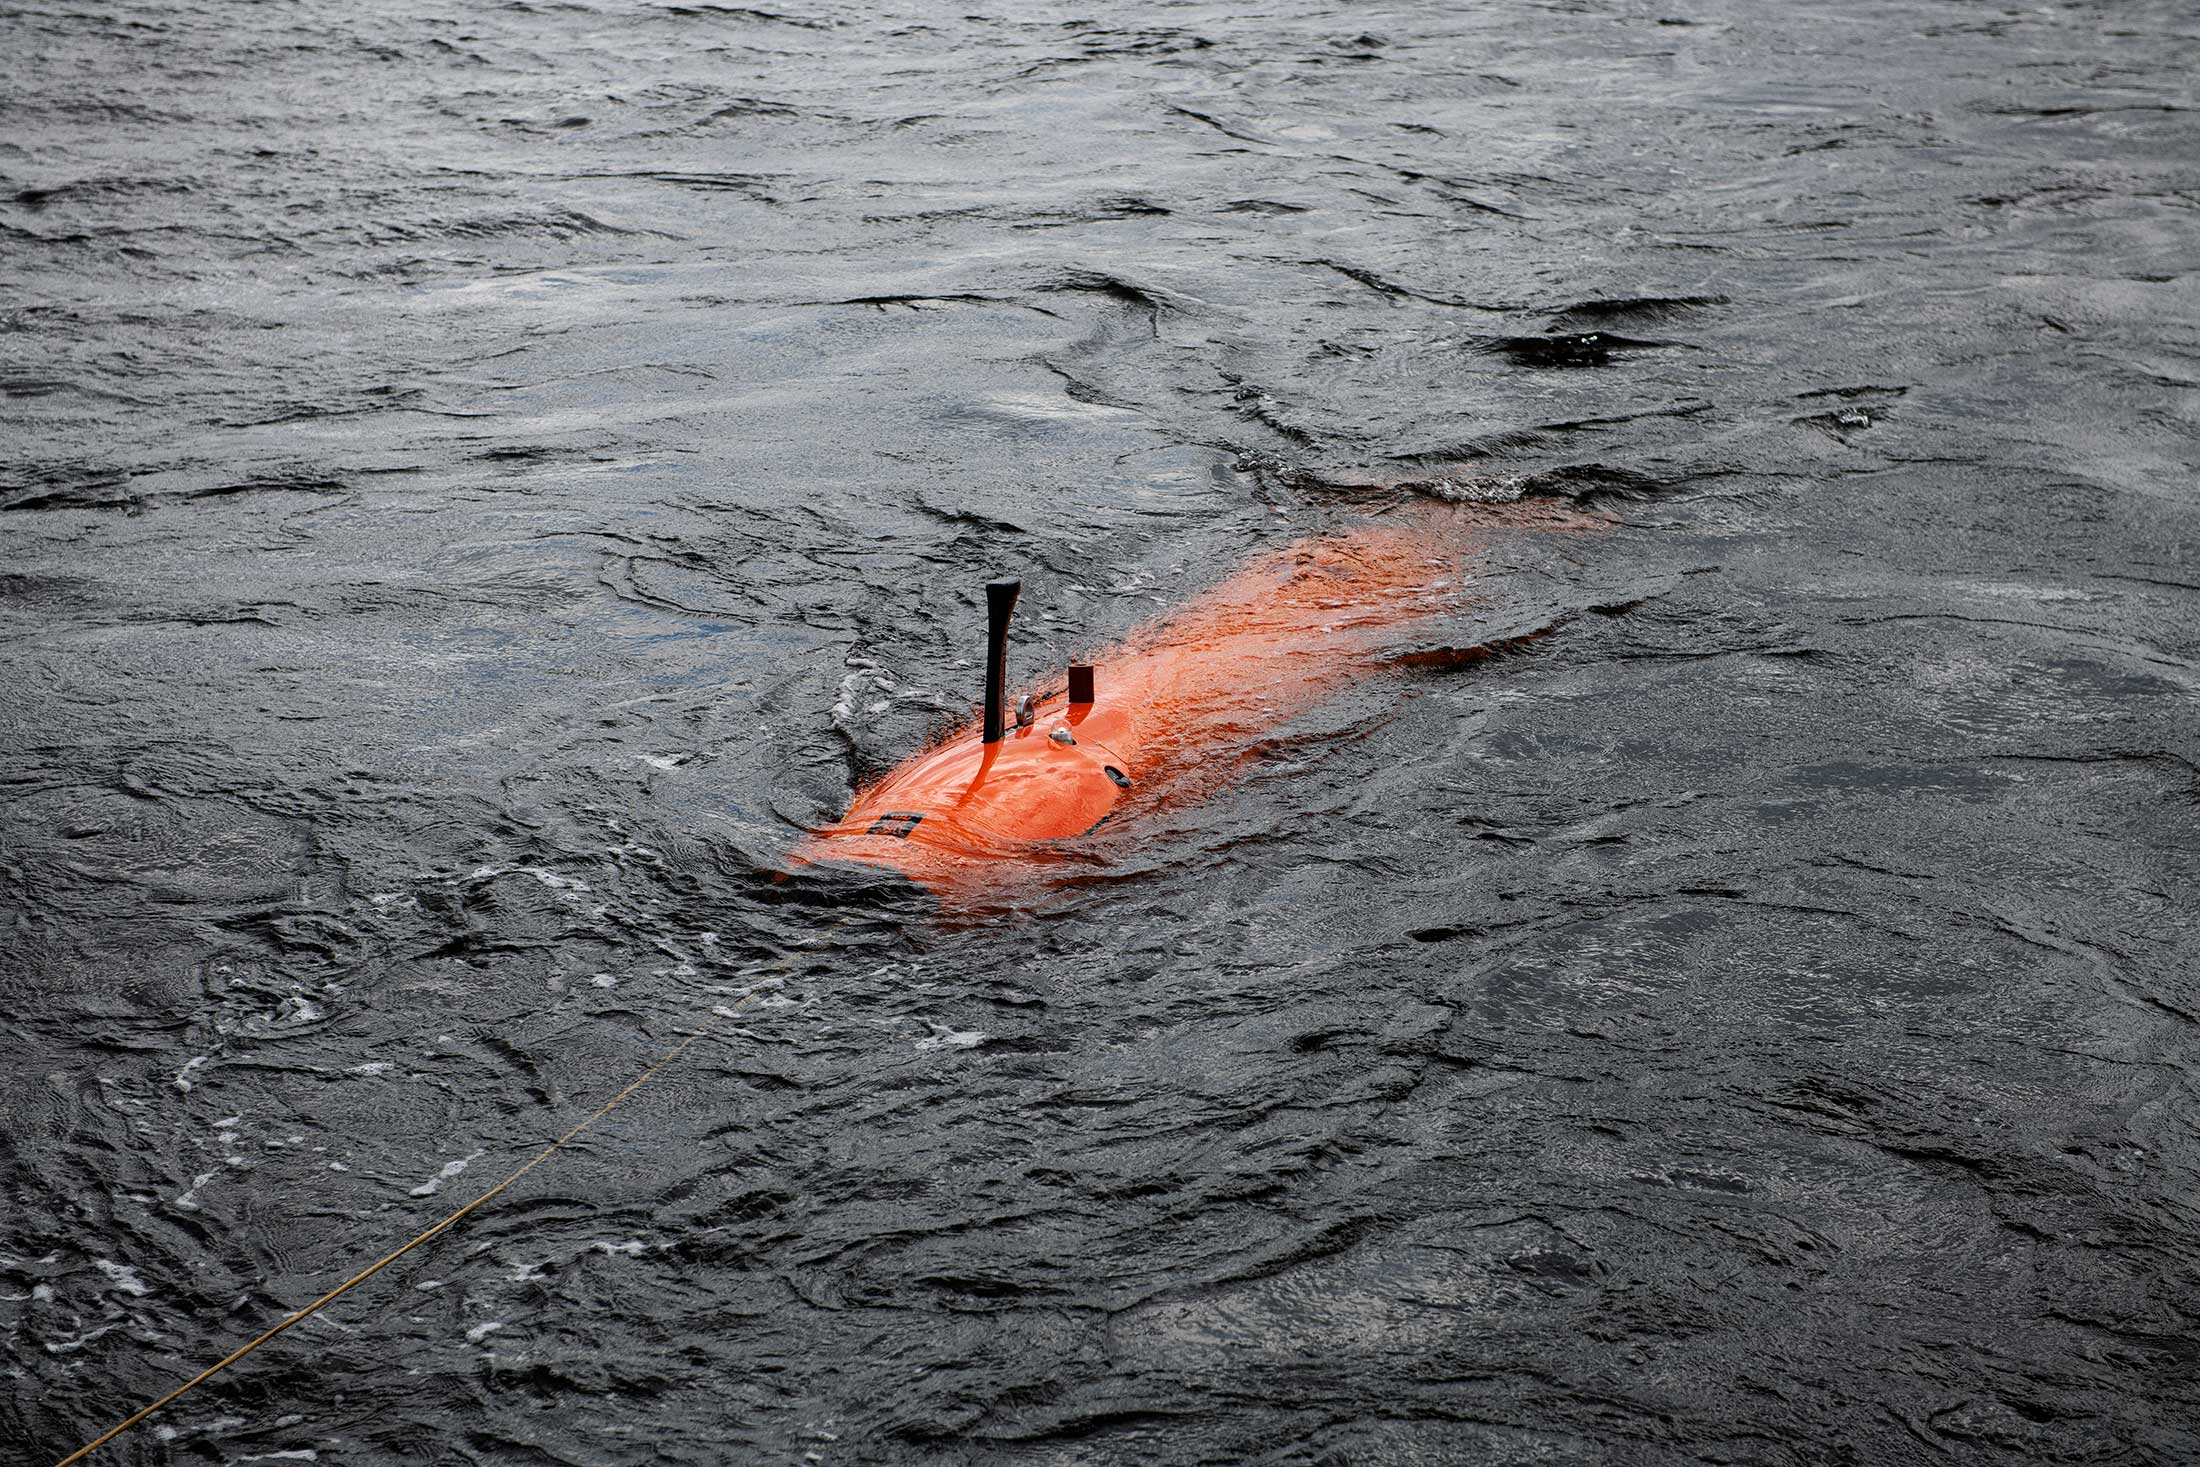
[[794, 502, 1590, 891]]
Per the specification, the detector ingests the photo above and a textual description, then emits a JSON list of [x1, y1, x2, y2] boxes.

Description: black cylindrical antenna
[[983, 578, 1020, 743]]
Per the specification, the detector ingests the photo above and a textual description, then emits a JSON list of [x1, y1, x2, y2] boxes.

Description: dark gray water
[[5, 0, 2199, 1461]]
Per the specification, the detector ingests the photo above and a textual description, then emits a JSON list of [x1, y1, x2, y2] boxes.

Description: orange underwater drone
[[795, 505, 1587, 891], [46, 504, 1587, 1467]]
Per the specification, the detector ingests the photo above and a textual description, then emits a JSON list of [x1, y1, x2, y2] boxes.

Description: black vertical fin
[[983, 579, 1020, 743]]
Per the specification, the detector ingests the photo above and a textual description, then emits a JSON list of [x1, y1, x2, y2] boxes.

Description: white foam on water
[[409, 1149, 485, 1198], [468, 865, 591, 892], [174, 1169, 219, 1210], [44, 1321, 119, 1354]]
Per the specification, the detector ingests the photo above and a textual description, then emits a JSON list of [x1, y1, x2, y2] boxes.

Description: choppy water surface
[[5, 0, 2198, 1461]]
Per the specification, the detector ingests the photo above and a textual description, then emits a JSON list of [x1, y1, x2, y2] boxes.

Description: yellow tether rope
[[53, 986, 765, 1467]]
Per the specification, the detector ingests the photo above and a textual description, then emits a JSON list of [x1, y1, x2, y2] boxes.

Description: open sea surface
[[4, 1, 2198, 1461]]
